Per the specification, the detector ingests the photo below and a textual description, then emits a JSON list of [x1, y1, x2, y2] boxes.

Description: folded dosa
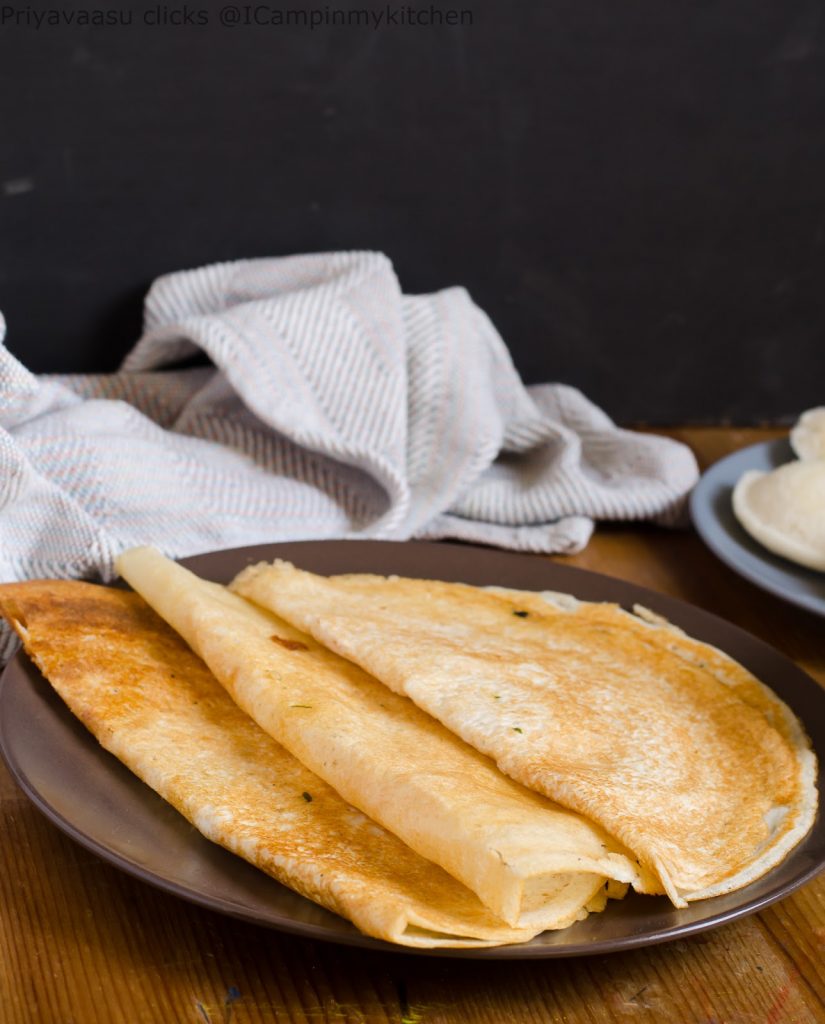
[[116, 547, 643, 929], [0, 580, 543, 948], [231, 561, 818, 907]]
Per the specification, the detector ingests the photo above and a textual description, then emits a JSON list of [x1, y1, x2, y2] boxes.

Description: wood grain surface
[[1, 428, 822, 1024]]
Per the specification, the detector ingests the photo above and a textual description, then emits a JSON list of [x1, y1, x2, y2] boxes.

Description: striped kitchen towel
[[0, 251, 697, 655]]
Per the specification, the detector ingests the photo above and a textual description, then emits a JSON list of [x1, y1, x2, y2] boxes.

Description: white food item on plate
[[733, 461, 825, 572], [790, 407, 825, 462]]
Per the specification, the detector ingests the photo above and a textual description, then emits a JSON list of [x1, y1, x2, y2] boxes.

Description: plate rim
[[690, 439, 825, 618], [1, 538, 822, 959]]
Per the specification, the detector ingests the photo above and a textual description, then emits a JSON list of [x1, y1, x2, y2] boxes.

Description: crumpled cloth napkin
[[0, 251, 697, 655]]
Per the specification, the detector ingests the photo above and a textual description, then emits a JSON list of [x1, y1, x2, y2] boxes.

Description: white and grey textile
[[0, 251, 698, 658]]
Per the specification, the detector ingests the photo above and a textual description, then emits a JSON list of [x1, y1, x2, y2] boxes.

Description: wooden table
[[1, 428, 823, 1024]]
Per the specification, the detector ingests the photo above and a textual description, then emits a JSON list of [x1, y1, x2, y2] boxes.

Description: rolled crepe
[[0, 580, 539, 948], [231, 561, 818, 907], [117, 547, 643, 929]]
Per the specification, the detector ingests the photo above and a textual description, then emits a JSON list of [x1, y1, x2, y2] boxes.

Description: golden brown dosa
[[231, 561, 818, 907], [116, 547, 644, 929], [0, 579, 543, 948]]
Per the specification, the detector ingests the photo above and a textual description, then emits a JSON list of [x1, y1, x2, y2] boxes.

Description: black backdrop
[[1, 0, 823, 422]]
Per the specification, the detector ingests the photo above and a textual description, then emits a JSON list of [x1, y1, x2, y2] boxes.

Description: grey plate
[[690, 439, 825, 618], [0, 541, 823, 958]]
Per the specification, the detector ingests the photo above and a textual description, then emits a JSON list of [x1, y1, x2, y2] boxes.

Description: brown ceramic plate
[[0, 541, 823, 958]]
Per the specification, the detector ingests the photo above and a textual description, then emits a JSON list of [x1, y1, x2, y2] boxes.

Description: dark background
[[1, 0, 823, 422]]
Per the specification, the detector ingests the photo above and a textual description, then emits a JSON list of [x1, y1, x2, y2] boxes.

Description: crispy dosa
[[116, 547, 644, 929], [232, 561, 818, 907], [0, 580, 543, 948]]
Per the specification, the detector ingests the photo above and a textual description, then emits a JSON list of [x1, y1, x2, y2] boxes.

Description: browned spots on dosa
[[270, 635, 308, 651]]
